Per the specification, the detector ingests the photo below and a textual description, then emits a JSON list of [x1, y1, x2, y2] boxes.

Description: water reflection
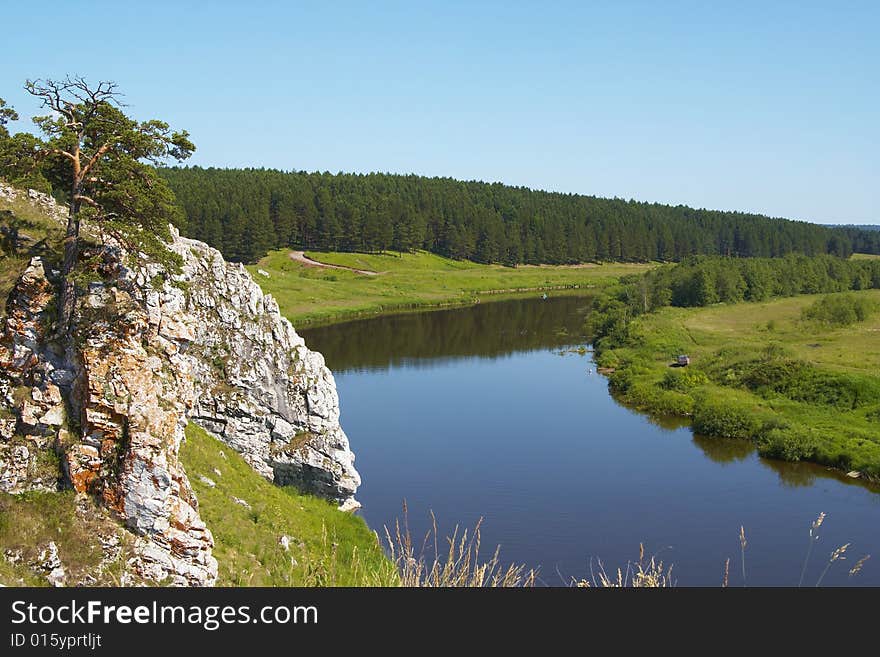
[[762, 458, 880, 493], [692, 434, 754, 464], [304, 295, 880, 585], [300, 295, 593, 373]]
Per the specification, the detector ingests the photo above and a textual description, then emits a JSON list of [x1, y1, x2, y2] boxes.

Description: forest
[[158, 167, 880, 265]]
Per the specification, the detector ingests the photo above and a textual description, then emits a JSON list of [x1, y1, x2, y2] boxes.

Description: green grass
[[180, 423, 396, 586], [0, 491, 133, 586], [851, 253, 880, 260], [598, 289, 880, 479], [248, 248, 654, 325]]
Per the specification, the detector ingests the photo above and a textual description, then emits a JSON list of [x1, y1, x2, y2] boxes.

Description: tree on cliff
[[22, 76, 195, 331], [0, 97, 18, 135], [0, 97, 52, 193]]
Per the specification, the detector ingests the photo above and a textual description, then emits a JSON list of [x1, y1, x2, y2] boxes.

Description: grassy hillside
[[0, 426, 396, 587], [596, 290, 880, 479], [0, 491, 135, 586], [0, 191, 64, 319], [248, 248, 653, 325], [180, 424, 396, 586]]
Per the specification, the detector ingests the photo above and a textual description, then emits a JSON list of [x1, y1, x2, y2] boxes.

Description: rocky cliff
[[0, 183, 361, 586]]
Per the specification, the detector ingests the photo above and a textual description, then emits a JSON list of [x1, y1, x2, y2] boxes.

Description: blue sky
[[2, 1, 877, 224]]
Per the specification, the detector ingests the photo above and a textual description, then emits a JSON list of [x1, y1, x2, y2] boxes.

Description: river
[[301, 295, 880, 586]]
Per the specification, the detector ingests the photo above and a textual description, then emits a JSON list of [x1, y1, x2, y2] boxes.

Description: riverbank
[[593, 289, 880, 481], [247, 249, 653, 326]]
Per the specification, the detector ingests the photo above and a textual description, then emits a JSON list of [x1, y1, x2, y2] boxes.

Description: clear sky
[[2, 1, 877, 224]]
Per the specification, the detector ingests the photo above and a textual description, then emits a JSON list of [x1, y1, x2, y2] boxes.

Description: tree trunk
[[59, 189, 81, 334]]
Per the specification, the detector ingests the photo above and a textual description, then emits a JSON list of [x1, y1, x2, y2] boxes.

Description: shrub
[[718, 358, 880, 410], [757, 425, 819, 462], [801, 293, 878, 327], [660, 368, 708, 391], [608, 368, 634, 393], [692, 396, 764, 439], [618, 380, 695, 415]]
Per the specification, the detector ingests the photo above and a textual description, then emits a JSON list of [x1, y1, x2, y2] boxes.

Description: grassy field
[[680, 292, 880, 374], [597, 290, 880, 479], [852, 253, 880, 260], [248, 249, 653, 325], [180, 424, 396, 586]]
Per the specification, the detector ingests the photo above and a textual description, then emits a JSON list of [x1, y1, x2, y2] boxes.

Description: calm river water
[[301, 296, 880, 586]]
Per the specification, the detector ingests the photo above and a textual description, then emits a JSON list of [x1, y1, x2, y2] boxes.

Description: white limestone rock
[[160, 229, 361, 508]]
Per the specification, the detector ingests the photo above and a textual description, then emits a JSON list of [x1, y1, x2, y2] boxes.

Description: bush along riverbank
[[587, 255, 880, 481]]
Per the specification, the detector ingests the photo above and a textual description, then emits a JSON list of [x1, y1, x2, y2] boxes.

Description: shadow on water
[[300, 295, 594, 373], [761, 458, 880, 494], [618, 394, 880, 494], [691, 434, 755, 464]]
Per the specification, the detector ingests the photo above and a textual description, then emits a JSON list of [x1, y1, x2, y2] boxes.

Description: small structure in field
[[676, 354, 691, 367]]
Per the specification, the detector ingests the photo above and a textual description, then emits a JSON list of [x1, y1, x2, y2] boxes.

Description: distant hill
[[833, 224, 880, 232], [161, 166, 880, 264]]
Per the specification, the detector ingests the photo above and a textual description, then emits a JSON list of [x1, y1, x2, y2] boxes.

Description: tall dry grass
[[576, 543, 675, 588], [382, 505, 537, 587], [297, 508, 869, 588], [383, 509, 870, 587]]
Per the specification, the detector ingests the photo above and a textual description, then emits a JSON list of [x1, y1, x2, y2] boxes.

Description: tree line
[[158, 167, 879, 265], [588, 254, 880, 349]]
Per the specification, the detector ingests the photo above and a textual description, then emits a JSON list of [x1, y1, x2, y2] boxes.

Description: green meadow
[[596, 289, 880, 479], [248, 248, 653, 325]]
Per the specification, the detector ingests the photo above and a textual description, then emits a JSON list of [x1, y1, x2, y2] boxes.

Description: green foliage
[[651, 255, 880, 310], [660, 368, 708, 391], [757, 424, 819, 462], [585, 291, 632, 348], [0, 97, 17, 133], [801, 293, 878, 327], [692, 395, 765, 440], [620, 379, 695, 416], [586, 255, 880, 355], [587, 289, 880, 479], [713, 358, 880, 410], [0, 96, 49, 191], [158, 166, 880, 265], [760, 342, 789, 361], [0, 132, 51, 193], [608, 368, 634, 393], [10, 77, 194, 273]]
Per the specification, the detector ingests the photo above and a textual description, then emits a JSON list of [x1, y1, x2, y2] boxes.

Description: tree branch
[[48, 148, 78, 163], [80, 139, 117, 179], [73, 194, 100, 208]]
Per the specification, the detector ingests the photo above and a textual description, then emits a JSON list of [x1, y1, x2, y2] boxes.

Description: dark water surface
[[301, 296, 880, 586]]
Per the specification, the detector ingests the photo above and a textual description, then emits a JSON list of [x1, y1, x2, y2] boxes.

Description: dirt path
[[288, 251, 379, 276]]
